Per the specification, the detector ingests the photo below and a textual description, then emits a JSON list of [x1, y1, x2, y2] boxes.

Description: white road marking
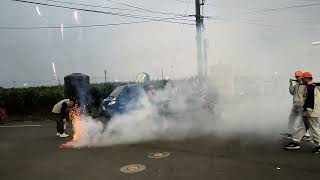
[[0, 125, 43, 128]]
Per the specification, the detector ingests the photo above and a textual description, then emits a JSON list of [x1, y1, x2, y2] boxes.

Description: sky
[[0, 0, 320, 87]]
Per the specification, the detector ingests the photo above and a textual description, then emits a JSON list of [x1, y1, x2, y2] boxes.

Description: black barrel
[[64, 73, 90, 106]]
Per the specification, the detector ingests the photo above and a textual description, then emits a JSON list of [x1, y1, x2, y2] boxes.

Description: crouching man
[[52, 99, 74, 138], [284, 72, 320, 154]]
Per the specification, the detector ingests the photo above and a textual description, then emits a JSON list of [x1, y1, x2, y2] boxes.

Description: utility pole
[[161, 67, 164, 80], [195, 0, 207, 78], [104, 69, 107, 83], [171, 65, 175, 80]]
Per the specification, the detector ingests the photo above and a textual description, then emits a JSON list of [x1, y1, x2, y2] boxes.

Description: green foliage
[[0, 80, 168, 115], [0, 86, 64, 114]]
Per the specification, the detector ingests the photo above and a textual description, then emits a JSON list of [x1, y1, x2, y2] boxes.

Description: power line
[[0, 20, 154, 30], [208, 16, 266, 22], [105, 0, 189, 17], [173, 0, 192, 62], [204, 3, 219, 7], [179, 0, 193, 33], [202, 1, 320, 27], [0, 19, 198, 30], [12, 0, 195, 25], [43, 0, 188, 17], [207, 17, 282, 28], [219, 19, 280, 28], [13, 0, 189, 20], [175, 0, 218, 6], [241, 2, 320, 15], [175, 0, 193, 4], [207, 17, 320, 32]]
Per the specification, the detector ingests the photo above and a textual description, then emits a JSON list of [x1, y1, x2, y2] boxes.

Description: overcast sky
[[0, 0, 320, 87]]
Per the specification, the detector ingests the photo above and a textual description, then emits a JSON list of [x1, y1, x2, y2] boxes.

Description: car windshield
[[125, 86, 142, 98], [109, 86, 125, 98]]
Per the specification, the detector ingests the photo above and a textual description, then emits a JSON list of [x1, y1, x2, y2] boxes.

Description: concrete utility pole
[[104, 69, 107, 83], [195, 0, 207, 78], [162, 67, 164, 80]]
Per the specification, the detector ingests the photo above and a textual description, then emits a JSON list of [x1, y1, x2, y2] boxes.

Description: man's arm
[[289, 80, 295, 95]]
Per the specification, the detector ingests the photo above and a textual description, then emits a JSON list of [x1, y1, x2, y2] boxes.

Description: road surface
[[0, 120, 319, 180]]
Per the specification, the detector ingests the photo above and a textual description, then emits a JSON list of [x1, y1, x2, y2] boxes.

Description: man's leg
[[307, 117, 320, 146], [292, 116, 308, 142], [304, 117, 320, 154], [56, 116, 61, 135], [63, 119, 67, 131], [284, 116, 307, 150], [288, 106, 300, 135], [56, 119, 59, 132], [301, 116, 312, 141], [57, 117, 64, 134]]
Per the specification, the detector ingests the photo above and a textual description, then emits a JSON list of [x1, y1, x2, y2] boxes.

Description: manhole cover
[[148, 152, 170, 159], [120, 164, 146, 174]]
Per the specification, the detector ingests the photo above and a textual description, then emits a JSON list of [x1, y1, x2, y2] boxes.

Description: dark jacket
[[303, 83, 320, 114]]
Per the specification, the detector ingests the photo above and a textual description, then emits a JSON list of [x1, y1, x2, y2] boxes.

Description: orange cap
[[295, 71, 303, 77], [301, 71, 313, 78]]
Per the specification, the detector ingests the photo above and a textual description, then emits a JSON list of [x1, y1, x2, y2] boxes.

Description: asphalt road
[[1, 120, 319, 180]]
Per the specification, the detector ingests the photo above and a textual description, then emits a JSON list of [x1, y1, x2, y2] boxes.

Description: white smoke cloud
[[67, 77, 289, 148]]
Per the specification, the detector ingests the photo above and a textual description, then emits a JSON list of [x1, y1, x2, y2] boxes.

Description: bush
[[0, 80, 168, 115], [0, 86, 64, 114]]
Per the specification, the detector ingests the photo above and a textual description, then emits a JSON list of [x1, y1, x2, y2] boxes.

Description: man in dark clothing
[[52, 99, 73, 138], [57, 102, 69, 137]]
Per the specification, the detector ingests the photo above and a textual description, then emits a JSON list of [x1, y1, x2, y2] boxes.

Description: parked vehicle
[[100, 85, 146, 120]]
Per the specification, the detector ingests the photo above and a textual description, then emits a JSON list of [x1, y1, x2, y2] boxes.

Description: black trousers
[[56, 116, 64, 134]]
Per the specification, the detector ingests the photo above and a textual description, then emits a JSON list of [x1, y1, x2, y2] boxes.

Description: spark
[[36, 6, 42, 16], [312, 42, 320, 46], [51, 61, 58, 81], [60, 24, 64, 40], [73, 11, 80, 24]]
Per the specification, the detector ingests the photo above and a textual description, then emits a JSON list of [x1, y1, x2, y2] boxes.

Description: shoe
[[281, 133, 292, 138], [56, 132, 61, 136], [312, 146, 320, 154], [302, 135, 312, 141], [284, 142, 300, 150], [59, 133, 69, 138], [305, 131, 310, 137]]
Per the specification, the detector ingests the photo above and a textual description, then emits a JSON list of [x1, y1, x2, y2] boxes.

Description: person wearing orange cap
[[285, 72, 320, 154], [285, 71, 306, 137]]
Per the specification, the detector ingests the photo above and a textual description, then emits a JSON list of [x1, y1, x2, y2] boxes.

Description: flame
[[59, 105, 81, 150], [70, 105, 81, 143]]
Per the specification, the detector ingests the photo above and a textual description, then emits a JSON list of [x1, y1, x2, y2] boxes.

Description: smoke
[[68, 76, 289, 148]]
